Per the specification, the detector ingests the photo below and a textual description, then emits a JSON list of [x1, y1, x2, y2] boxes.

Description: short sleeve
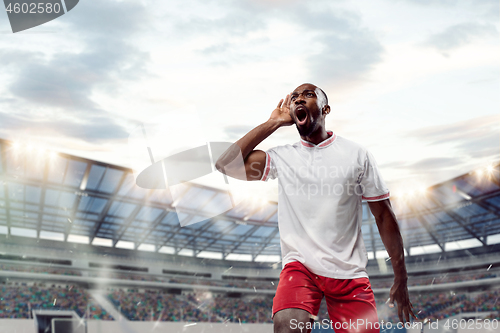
[[260, 149, 278, 181], [360, 151, 390, 201]]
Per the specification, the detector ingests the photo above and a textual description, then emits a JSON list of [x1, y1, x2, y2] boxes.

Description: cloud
[[7, 40, 149, 112], [395, 0, 458, 6], [171, 2, 267, 38], [410, 114, 499, 148], [198, 43, 232, 55], [382, 156, 469, 180], [307, 32, 383, 87], [456, 132, 500, 159], [0, 50, 44, 69], [223, 125, 255, 141], [69, 1, 149, 38], [392, 0, 499, 23], [6, 0, 151, 111], [422, 22, 498, 53], [181, 2, 383, 87], [407, 157, 462, 170], [383, 115, 500, 175], [0, 0, 150, 142], [291, 6, 384, 87], [395, 0, 498, 7], [0, 111, 129, 143]]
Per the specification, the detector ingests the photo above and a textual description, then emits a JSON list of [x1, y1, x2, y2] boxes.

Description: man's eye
[[291, 96, 297, 101], [306, 93, 314, 97]]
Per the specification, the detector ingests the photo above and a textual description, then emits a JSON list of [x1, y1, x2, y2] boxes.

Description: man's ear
[[323, 105, 331, 115]]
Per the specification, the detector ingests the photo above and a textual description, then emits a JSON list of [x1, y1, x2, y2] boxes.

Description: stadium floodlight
[[115, 240, 135, 250], [67, 234, 90, 244], [137, 243, 155, 252], [92, 237, 112, 247], [487, 165, 495, 173], [40, 230, 64, 242], [158, 246, 175, 254], [225, 253, 252, 261], [11, 141, 21, 150], [48, 151, 57, 160], [254, 255, 281, 263]]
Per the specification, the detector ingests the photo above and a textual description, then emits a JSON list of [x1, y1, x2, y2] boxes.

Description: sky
[[0, 0, 499, 202]]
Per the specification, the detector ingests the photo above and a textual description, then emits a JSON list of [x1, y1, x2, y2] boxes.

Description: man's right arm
[[215, 95, 293, 181]]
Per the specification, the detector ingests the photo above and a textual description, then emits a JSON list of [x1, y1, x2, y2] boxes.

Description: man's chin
[[296, 124, 314, 137]]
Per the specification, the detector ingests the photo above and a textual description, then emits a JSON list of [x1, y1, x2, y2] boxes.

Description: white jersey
[[261, 131, 389, 279]]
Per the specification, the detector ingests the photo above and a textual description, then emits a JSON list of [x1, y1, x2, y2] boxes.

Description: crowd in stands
[[107, 286, 500, 325], [458, 289, 500, 314], [0, 283, 112, 320], [107, 289, 274, 323], [207, 295, 273, 323], [1, 261, 498, 325], [1, 282, 499, 324], [375, 290, 500, 323], [107, 286, 499, 324], [311, 289, 500, 324], [0, 263, 81, 276], [107, 289, 216, 322]]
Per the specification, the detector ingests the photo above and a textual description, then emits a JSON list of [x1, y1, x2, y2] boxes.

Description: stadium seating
[[0, 284, 112, 320]]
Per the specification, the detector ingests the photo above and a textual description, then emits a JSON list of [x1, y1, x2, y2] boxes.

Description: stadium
[[1, 0, 498, 332], [0, 137, 499, 333]]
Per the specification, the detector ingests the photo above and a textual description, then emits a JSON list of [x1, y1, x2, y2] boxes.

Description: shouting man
[[216, 83, 415, 333]]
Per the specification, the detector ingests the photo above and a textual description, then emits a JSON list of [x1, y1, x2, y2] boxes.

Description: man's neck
[[301, 127, 330, 146]]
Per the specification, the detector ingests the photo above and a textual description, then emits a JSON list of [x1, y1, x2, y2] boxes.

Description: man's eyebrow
[[291, 90, 315, 95]]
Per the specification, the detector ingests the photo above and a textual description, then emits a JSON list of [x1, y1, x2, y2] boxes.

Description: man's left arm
[[368, 198, 417, 323]]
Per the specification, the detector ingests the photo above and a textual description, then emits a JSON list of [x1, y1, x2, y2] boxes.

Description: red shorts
[[273, 261, 380, 333]]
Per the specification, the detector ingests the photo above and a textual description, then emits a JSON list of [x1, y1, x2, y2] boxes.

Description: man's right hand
[[217, 94, 292, 181], [269, 94, 293, 126]]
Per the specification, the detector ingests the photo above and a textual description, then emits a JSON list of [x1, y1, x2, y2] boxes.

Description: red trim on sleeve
[[362, 192, 390, 201], [261, 152, 271, 181]]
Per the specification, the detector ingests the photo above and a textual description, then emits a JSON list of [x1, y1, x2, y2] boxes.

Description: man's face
[[290, 84, 323, 137]]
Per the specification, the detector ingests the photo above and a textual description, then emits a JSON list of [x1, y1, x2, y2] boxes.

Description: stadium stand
[[0, 283, 112, 320], [1, 139, 499, 332], [107, 289, 211, 322]]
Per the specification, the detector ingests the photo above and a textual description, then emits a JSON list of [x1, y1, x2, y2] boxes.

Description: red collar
[[300, 131, 337, 148]]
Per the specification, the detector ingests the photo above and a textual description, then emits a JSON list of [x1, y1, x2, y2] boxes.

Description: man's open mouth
[[296, 107, 308, 125]]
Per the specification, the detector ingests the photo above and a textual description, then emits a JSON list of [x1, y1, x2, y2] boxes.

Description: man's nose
[[294, 94, 305, 104]]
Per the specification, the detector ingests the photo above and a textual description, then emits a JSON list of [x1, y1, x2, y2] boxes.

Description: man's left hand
[[388, 279, 417, 323]]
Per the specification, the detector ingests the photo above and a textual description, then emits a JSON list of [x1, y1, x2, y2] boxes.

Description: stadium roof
[[0, 138, 499, 262]]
